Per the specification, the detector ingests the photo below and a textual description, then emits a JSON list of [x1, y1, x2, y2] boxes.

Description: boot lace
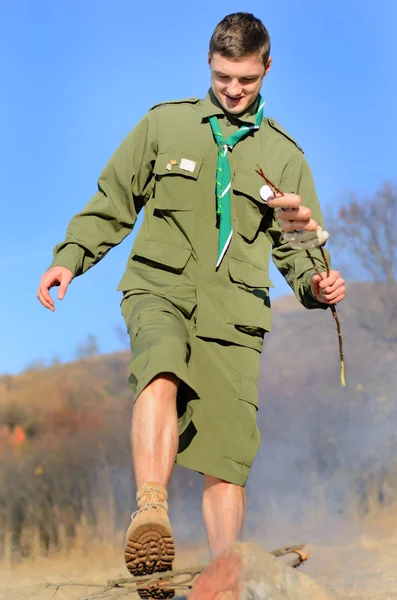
[[131, 485, 168, 520]]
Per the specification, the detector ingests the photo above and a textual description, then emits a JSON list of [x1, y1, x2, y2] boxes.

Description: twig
[[255, 165, 346, 387], [80, 591, 133, 599], [47, 565, 204, 599], [270, 542, 311, 567], [45, 581, 105, 589], [306, 248, 346, 387], [46, 542, 310, 598]]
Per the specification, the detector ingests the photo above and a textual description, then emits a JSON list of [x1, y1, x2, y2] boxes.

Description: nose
[[226, 79, 242, 98]]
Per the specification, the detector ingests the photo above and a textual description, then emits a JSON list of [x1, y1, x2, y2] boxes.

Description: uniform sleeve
[[265, 153, 330, 310], [50, 112, 157, 276]]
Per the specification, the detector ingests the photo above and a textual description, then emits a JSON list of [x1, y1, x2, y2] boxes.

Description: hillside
[[1, 282, 397, 556]]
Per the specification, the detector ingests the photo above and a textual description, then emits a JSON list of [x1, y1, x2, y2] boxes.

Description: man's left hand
[[310, 271, 346, 305]]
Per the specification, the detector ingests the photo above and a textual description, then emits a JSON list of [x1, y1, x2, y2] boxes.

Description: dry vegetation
[[1, 183, 397, 597], [1, 308, 397, 598]]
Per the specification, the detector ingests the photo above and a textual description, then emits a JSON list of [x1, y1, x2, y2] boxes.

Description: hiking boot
[[125, 481, 175, 599]]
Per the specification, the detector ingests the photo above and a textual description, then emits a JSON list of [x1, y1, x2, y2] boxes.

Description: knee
[[204, 474, 244, 494]]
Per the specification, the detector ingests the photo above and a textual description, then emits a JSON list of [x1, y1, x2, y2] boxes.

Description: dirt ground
[[306, 532, 397, 599], [1, 516, 397, 600]]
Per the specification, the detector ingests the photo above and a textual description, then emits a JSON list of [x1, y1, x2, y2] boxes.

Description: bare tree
[[114, 324, 130, 349], [76, 334, 100, 359], [329, 181, 397, 346]]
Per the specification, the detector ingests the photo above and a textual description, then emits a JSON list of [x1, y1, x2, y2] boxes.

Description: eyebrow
[[214, 71, 259, 79]]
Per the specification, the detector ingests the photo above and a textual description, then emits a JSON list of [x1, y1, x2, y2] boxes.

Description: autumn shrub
[[0, 394, 134, 561]]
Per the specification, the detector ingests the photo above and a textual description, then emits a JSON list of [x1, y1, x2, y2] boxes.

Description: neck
[[223, 97, 258, 123], [209, 89, 260, 121], [231, 96, 260, 119]]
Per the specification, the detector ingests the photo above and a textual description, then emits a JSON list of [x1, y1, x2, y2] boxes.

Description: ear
[[208, 51, 211, 66], [264, 56, 272, 76]]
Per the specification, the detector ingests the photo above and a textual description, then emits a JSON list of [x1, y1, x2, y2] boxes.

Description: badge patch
[[166, 159, 177, 171], [180, 158, 196, 173]]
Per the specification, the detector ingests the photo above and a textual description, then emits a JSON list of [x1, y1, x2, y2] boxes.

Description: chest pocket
[[226, 256, 273, 333], [232, 169, 271, 241], [152, 151, 203, 211]]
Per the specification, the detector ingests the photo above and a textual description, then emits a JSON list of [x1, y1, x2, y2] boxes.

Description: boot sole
[[125, 520, 175, 599]]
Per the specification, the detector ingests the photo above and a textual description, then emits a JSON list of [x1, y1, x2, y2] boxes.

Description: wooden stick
[[46, 543, 310, 598], [305, 249, 346, 387]]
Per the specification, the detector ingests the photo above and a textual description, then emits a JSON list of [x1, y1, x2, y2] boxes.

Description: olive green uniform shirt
[[51, 91, 329, 352]]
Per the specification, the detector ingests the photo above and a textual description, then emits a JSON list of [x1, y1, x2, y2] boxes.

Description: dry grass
[[307, 509, 397, 600], [1, 344, 397, 598], [0, 535, 208, 600], [1, 512, 397, 599]]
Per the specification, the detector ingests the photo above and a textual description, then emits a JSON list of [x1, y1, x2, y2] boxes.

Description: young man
[[38, 11, 345, 597]]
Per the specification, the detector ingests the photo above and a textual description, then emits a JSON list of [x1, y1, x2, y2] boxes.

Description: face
[[209, 51, 272, 115]]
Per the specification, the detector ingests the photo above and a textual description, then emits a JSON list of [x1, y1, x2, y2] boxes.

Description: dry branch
[[45, 543, 310, 598], [306, 248, 346, 387]]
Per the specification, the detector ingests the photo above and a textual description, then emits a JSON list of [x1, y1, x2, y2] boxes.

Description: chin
[[224, 99, 249, 115]]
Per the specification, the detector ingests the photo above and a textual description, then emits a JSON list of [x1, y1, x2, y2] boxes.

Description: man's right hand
[[37, 266, 74, 311]]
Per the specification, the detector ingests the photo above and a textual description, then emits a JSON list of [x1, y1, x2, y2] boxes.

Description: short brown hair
[[209, 13, 271, 65]]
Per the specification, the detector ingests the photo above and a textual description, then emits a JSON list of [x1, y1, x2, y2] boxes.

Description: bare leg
[[131, 373, 179, 489], [125, 374, 178, 598], [202, 474, 246, 559]]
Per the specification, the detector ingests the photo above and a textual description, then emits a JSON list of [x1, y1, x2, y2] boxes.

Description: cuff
[[49, 244, 85, 277], [301, 270, 329, 310]]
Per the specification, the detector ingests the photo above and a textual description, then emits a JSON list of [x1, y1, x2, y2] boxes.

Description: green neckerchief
[[208, 94, 265, 267]]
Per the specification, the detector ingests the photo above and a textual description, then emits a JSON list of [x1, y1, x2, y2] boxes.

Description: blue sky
[[1, 0, 396, 375]]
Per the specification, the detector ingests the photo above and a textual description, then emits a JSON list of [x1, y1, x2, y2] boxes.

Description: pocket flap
[[154, 152, 203, 179], [228, 256, 273, 288], [232, 170, 271, 241], [132, 238, 192, 270], [233, 169, 269, 204]]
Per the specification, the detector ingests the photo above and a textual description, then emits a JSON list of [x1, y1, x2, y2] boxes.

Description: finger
[[276, 206, 312, 221], [321, 277, 345, 294], [39, 283, 55, 307], [310, 272, 327, 288], [323, 291, 346, 305], [266, 193, 301, 209], [316, 271, 328, 280], [37, 288, 55, 311], [328, 292, 346, 304], [58, 274, 71, 300], [281, 218, 318, 232], [311, 274, 322, 285], [322, 285, 346, 302], [319, 271, 341, 289], [38, 272, 61, 305]]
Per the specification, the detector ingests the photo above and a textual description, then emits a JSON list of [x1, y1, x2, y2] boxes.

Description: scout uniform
[[51, 90, 329, 486]]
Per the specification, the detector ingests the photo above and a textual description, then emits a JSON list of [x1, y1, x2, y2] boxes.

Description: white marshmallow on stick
[[282, 226, 329, 249]]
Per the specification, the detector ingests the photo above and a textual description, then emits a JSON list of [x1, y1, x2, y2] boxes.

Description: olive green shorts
[[121, 293, 261, 486]]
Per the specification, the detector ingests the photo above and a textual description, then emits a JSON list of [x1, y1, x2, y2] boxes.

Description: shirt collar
[[201, 88, 260, 125]]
